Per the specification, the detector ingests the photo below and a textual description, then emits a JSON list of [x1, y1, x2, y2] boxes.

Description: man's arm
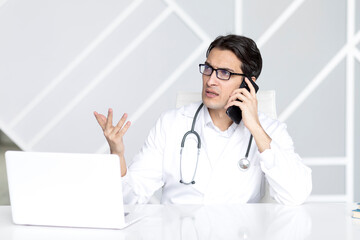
[[257, 122, 312, 205], [94, 108, 131, 177], [225, 78, 312, 204], [224, 78, 272, 152]]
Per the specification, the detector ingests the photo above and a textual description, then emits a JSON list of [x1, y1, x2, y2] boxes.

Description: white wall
[[0, 0, 359, 203]]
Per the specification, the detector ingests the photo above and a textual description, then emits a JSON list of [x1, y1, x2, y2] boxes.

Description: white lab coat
[[122, 102, 312, 205]]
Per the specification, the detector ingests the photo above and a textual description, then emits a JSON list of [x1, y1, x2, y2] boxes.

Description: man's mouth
[[205, 89, 219, 98]]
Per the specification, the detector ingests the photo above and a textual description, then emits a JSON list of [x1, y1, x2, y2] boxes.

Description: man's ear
[[251, 76, 256, 82]]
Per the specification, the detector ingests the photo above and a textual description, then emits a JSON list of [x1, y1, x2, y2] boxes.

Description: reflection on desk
[[0, 203, 359, 240], [159, 204, 311, 240]]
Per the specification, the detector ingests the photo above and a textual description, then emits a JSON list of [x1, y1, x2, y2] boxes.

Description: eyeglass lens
[[199, 64, 231, 80]]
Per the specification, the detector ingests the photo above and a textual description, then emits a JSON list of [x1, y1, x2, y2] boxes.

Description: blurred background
[[0, 0, 359, 205]]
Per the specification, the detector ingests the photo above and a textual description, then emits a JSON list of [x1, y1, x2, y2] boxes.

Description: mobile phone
[[226, 78, 259, 124]]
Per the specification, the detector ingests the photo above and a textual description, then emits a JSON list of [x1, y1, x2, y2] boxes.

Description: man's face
[[202, 48, 244, 112]]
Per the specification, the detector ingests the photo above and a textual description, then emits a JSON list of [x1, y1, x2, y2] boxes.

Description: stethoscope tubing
[[179, 103, 203, 185], [179, 103, 253, 185]]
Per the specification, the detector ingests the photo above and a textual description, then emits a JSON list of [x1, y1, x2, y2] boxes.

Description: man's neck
[[208, 108, 233, 131]]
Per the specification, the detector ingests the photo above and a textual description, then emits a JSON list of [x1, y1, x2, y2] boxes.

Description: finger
[[119, 121, 131, 137], [99, 114, 107, 123], [94, 111, 106, 131], [224, 99, 244, 110], [227, 94, 239, 104], [94, 112, 107, 122], [231, 87, 251, 98], [112, 113, 128, 134], [105, 108, 113, 129], [245, 78, 256, 97], [228, 92, 248, 103]]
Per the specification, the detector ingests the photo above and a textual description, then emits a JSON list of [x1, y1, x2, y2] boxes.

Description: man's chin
[[202, 97, 225, 111]]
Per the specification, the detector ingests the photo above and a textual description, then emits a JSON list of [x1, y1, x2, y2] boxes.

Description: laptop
[[5, 151, 142, 229]]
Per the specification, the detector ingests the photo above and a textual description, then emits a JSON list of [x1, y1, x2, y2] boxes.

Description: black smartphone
[[226, 78, 259, 124]]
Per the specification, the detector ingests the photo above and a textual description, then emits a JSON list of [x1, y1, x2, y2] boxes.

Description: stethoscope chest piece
[[238, 157, 250, 171], [237, 134, 254, 171]]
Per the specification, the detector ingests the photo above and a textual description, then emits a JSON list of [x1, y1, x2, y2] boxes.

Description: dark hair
[[206, 34, 262, 79]]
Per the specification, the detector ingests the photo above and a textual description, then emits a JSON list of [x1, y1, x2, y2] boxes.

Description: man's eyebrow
[[204, 61, 234, 72], [204, 61, 212, 67]]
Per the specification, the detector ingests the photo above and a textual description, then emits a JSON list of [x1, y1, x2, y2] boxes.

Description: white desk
[[0, 203, 359, 240]]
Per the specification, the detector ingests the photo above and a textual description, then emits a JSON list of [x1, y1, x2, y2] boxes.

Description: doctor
[[94, 34, 312, 205]]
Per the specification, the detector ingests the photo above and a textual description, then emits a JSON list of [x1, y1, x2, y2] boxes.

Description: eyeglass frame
[[199, 63, 247, 80]]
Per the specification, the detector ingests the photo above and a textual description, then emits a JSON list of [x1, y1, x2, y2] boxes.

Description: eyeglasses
[[199, 63, 246, 80]]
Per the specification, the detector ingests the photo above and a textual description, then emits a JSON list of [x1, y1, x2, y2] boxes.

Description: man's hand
[[94, 108, 131, 176], [224, 78, 260, 131], [224, 78, 271, 152]]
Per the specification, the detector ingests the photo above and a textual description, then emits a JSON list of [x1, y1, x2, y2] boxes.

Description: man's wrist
[[250, 124, 272, 153]]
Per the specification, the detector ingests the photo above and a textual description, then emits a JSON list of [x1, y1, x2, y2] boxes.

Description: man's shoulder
[[258, 112, 287, 134], [153, 102, 202, 134], [160, 101, 202, 120]]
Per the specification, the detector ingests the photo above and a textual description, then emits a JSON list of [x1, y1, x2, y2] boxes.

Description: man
[[94, 34, 312, 205]]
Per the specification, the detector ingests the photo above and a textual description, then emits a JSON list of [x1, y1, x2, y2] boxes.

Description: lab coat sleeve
[[258, 121, 312, 205], [121, 113, 167, 204]]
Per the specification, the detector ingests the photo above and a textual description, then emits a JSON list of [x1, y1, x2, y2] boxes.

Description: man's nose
[[207, 70, 219, 85]]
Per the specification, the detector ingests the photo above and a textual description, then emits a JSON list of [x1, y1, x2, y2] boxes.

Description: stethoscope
[[179, 103, 253, 185]]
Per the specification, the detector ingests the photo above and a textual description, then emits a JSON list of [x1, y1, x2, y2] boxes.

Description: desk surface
[[0, 203, 359, 240]]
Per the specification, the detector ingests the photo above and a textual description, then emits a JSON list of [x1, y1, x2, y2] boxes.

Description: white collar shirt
[[202, 106, 237, 166]]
